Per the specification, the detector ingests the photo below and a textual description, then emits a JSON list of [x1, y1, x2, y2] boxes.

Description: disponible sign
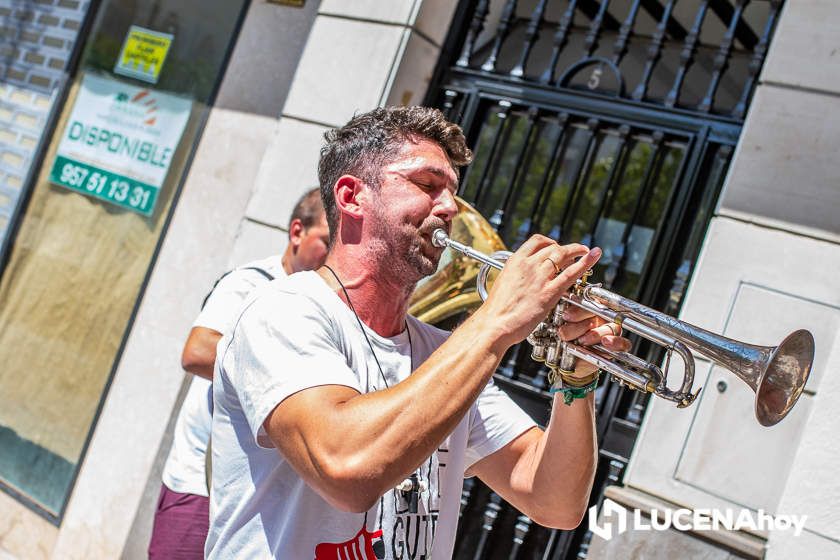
[[49, 73, 191, 216]]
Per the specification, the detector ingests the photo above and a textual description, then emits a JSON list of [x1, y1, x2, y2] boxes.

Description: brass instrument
[[416, 199, 814, 427], [410, 198, 507, 325]]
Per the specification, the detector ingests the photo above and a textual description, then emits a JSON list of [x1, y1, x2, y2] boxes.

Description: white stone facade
[[622, 1, 840, 558]]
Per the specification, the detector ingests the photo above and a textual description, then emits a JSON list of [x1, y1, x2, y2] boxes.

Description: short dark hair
[[289, 187, 324, 230], [318, 106, 473, 241]]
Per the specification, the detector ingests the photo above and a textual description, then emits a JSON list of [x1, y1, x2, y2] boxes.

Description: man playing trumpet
[[206, 106, 630, 559]]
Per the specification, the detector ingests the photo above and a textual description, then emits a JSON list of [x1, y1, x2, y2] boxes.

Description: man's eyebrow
[[390, 165, 459, 189], [416, 165, 461, 185], [405, 165, 453, 179]]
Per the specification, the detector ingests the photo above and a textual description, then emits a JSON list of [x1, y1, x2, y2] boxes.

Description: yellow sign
[[114, 26, 173, 84]]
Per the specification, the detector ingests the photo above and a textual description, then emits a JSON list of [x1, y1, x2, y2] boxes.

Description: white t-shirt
[[206, 271, 536, 559], [161, 256, 285, 497]]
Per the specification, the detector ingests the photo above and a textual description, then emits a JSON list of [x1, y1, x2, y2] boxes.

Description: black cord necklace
[[322, 264, 405, 390], [321, 265, 432, 523]]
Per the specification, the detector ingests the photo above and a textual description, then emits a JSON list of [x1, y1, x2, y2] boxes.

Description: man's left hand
[[558, 303, 632, 378]]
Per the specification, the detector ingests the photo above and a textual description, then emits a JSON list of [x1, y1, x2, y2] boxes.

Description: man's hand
[[477, 235, 602, 350], [559, 303, 632, 378], [468, 291, 632, 529]]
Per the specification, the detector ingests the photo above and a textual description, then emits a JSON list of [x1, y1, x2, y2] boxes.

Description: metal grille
[[428, 1, 782, 558], [434, 87, 738, 559], [460, 103, 690, 301], [0, 0, 90, 254], [453, 0, 782, 119]]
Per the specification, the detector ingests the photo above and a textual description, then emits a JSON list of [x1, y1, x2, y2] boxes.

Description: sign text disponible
[[65, 121, 173, 168]]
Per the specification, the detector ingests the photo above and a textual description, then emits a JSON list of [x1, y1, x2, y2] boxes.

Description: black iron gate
[[425, 1, 783, 558]]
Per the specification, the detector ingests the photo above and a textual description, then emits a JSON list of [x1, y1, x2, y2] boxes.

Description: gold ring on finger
[[545, 257, 562, 276]]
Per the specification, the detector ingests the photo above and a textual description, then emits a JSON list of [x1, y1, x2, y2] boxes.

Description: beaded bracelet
[[549, 373, 600, 405]]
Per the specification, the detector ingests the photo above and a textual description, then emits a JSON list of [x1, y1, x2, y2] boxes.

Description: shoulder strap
[[200, 266, 275, 310], [242, 266, 275, 281]]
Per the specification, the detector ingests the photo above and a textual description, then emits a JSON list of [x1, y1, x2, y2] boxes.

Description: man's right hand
[[476, 235, 602, 349]]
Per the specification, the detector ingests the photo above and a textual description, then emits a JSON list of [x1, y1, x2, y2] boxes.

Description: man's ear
[[333, 175, 366, 220], [288, 218, 305, 249]]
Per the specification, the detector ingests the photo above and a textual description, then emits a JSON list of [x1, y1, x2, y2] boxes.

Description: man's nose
[[434, 189, 458, 222]]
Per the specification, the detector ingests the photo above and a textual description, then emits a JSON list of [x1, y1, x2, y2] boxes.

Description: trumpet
[[430, 228, 814, 427]]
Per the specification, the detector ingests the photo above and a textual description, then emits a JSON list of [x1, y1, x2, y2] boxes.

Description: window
[[0, 0, 247, 520]]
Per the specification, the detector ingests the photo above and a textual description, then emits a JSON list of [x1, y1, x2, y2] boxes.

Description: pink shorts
[[148, 484, 209, 559]]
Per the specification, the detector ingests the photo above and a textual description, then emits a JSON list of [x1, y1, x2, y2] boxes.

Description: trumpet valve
[[531, 344, 547, 362], [572, 270, 594, 297], [552, 303, 565, 325], [558, 345, 575, 374], [527, 321, 551, 344], [545, 344, 560, 368]]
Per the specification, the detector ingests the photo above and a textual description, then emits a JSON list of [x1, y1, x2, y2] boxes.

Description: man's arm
[[183, 267, 271, 380], [265, 315, 509, 513], [181, 326, 223, 380], [468, 308, 630, 529], [263, 235, 602, 513], [467, 408, 594, 530]]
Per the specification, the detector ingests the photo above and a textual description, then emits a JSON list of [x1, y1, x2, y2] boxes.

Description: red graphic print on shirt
[[314, 525, 384, 560]]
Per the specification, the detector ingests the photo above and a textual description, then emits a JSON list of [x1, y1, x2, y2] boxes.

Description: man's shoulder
[[196, 257, 285, 324], [204, 258, 279, 300], [237, 271, 333, 327], [216, 272, 338, 380]]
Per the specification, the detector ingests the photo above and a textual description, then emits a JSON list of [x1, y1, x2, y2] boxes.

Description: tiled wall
[[0, 0, 89, 249], [0, 0, 85, 91], [0, 83, 51, 234]]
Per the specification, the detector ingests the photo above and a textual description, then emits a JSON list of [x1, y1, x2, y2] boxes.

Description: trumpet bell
[[755, 329, 814, 427]]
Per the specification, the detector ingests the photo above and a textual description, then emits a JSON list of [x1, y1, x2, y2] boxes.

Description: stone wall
[[618, 1, 840, 558]]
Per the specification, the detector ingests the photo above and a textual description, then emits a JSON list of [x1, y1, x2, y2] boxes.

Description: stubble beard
[[406, 230, 440, 277], [370, 211, 446, 286]]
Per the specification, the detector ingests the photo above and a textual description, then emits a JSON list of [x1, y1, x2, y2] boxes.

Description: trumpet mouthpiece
[[432, 229, 449, 248]]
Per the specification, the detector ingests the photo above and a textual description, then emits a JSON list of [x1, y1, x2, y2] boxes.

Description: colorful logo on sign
[[114, 88, 160, 127]]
